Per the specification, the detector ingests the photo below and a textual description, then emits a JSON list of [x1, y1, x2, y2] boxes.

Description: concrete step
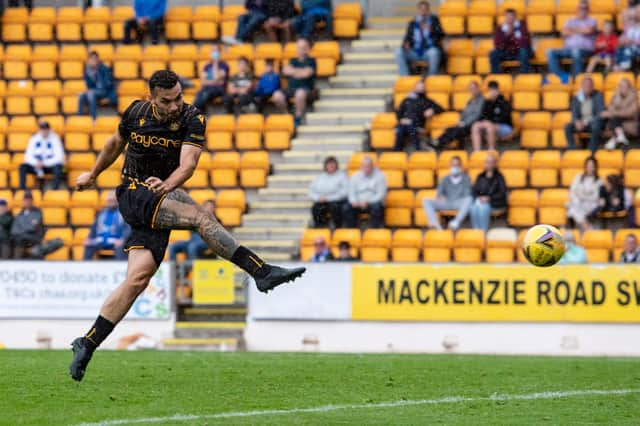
[[321, 87, 393, 100], [255, 187, 310, 201], [243, 213, 310, 227], [359, 28, 405, 40], [290, 137, 363, 151], [329, 74, 399, 88], [234, 226, 304, 241], [239, 239, 298, 252], [313, 98, 386, 113], [267, 174, 315, 189], [249, 200, 312, 211], [297, 124, 365, 138], [306, 111, 375, 126], [367, 16, 411, 30], [350, 39, 400, 52], [282, 150, 354, 164], [336, 63, 397, 76], [256, 251, 295, 262], [273, 162, 324, 174], [342, 51, 396, 64], [162, 337, 241, 351]]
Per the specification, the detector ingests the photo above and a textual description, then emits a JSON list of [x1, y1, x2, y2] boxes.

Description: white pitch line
[[75, 388, 640, 426]]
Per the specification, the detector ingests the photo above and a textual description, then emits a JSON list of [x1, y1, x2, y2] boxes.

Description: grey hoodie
[[348, 168, 387, 204], [459, 95, 485, 127], [309, 170, 349, 202]]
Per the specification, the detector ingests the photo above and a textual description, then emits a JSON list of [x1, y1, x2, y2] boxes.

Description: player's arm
[[146, 144, 201, 195], [76, 131, 126, 190]]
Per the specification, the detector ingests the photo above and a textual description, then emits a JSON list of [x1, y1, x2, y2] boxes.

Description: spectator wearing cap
[[336, 241, 357, 261], [470, 81, 513, 151], [0, 199, 13, 259], [489, 8, 532, 74], [123, 0, 167, 45], [309, 156, 349, 228], [10, 191, 63, 259], [396, 1, 445, 76], [77, 51, 116, 120], [19, 121, 65, 190], [83, 191, 130, 261], [309, 235, 333, 262], [343, 157, 388, 229], [620, 233, 640, 263]]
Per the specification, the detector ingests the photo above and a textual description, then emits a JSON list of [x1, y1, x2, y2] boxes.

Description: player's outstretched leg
[[70, 250, 157, 381], [155, 190, 306, 292]]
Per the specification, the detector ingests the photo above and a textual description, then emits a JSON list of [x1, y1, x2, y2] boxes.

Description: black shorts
[[116, 177, 170, 267], [283, 87, 312, 99]]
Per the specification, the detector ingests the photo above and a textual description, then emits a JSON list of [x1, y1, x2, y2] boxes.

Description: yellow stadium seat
[[542, 91, 570, 111], [550, 111, 572, 148], [605, 72, 635, 91], [6, 97, 31, 116], [508, 189, 538, 227], [595, 150, 624, 170], [538, 189, 568, 226], [531, 38, 564, 67], [14, 190, 42, 207], [69, 207, 96, 227], [235, 114, 263, 150], [221, 4, 247, 37], [2, 23, 27, 42], [41, 190, 70, 208], [378, 152, 408, 171], [513, 91, 540, 111], [391, 229, 423, 262], [4, 7, 29, 23], [59, 48, 86, 80], [467, 1, 496, 35], [240, 169, 266, 188], [95, 170, 121, 189], [241, 151, 270, 171], [165, 6, 193, 41], [28, 13, 54, 41], [453, 229, 485, 263], [73, 228, 91, 247], [94, 115, 119, 132], [207, 115, 235, 151], [370, 113, 397, 150], [90, 43, 115, 64], [380, 170, 402, 189], [57, 22, 82, 42], [45, 228, 73, 246], [264, 115, 294, 150], [500, 150, 530, 170], [182, 169, 209, 188], [70, 190, 99, 208], [520, 112, 551, 149], [385, 190, 414, 227], [525, 0, 554, 33], [485, 227, 517, 263], [582, 229, 613, 263], [438, 150, 468, 170], [193, 5, 220, 41], [333, 3, 361, 38], [212, 151, 240, 170], [83, 7, 110, 41], [429, 111, 460, 139], [447, 56, 473, 75], [110, 6, 134, 41], [438, 1, 467, 35], [42, 207, 68, 226], [188, 189, 216, 205], [406, 152, 436, 189], [331, 228, 362, 257], [560, 150, 591, 186], [360, 229, 391, 262], [530, 150, 560, 188], [423, 229, 453, 262], [210, 169, 238, 188]]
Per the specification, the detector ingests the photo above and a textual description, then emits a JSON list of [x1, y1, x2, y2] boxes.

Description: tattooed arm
[[146, 145, 202, 195]]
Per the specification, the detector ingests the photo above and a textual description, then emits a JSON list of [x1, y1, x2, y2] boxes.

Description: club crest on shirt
[[197, 114, 205, 125], [170, 121, 180, 131], [139, 118, 145, 127]]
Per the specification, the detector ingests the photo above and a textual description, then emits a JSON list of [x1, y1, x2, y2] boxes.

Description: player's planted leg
[[155, 192, 306, 292]]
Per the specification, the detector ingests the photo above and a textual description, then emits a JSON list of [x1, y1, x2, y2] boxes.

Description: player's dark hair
[[149, 70, 180, 92], [324, 156, 338, 170], [581, 156, 598, 181]]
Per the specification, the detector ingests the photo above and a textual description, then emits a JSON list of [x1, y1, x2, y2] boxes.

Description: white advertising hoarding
[[0, 261, 172, 320]]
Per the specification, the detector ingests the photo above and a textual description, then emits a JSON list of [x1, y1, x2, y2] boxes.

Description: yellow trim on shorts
[[151, 193, 168, 230], [124, 245, 146, 252], [182, 141, 203, 148]]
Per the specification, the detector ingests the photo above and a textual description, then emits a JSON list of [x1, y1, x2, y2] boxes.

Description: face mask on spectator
[[450, 166, 462, 176], [211, 51, 220, 61]]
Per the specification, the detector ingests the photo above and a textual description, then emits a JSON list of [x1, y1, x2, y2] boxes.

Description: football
[[522, 224, 566, 267]]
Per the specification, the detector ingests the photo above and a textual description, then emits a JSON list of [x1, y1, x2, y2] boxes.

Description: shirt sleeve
[[183, 110, 206, 149], [118, 100, 140, 139]]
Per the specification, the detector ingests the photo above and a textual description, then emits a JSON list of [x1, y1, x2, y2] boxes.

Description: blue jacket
[[84, 63, 115, 92], [301, 0, 332, 12], [89, 208, 130, 248], [134, 0, 167, 20], [245, 0, 268, 13], [255, 71, 281, 97]]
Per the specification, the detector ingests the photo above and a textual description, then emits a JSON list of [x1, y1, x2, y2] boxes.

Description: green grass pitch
[[2, 350, 640, 425]]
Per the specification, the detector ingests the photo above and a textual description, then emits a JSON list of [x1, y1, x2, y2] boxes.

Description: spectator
[[309, 235, 333, 262], [336, 241, 357, 261], [489, 8, 532, 74], [613, 8, 640, 71], [263, 0, 296, 43], [123, 0, 167, 45], [585, 20, 618, 73], [253, 59, 281, 112], [422, 156, 472, 230], [83, 191, 130, 261], [564, 76, 605, 152], [169, 200, 217, 261], [394, 80, 444, 151], [223, 57, 255, 115], [597, 174, 626, 215], [558, 231, 588, 264], [602, 78, 639, 150], [19, 121, 65, 190], [470, 153, 507, 233], [619, 233, 640, 263], [0, 199, 13, 259], [471, 81, 512, 151], [289, 0, 332, 41], [77, 51, 117, 120], [567, 156, 601, 231], [429, 81, 485, 151], [343, 157, 387, 229], [223, 1, 268, 44], [10, 191, 63, 259], [396, 1, 445, 76], [193, 44, 229, 112], [8, 1, 31, 10], [309, 156, 349, 228], [272, 38, 316, 127], [546, 0, 596, 79]]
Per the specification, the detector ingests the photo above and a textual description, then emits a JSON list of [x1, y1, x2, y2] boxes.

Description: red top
[[594, 33, 619, 54]]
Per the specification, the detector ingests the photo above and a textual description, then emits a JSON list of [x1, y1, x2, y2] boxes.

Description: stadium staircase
[[235, 11, 412, 261]]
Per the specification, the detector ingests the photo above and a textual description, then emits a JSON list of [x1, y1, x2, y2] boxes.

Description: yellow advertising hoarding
[[352, 264, 640, 323], [192, 260, 235, 304]]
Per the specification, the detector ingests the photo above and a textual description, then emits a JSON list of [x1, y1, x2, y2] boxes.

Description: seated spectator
[[10, 191, 63, 259], [169, 200, 217, 261], [272, 38, 316, 127], [489, 8, 532, 74], [394, 80, 444, 151], [19, 121, 65, 190], [471, 81, 512, 151], [336, 241, 358, 261], [223, 57, 255, 115], [123, 0, 167, 45], [429, 81, 484, 151], [83, 191, 130, 261], [223, 1, 268, 44], [558, 231, 588, 264], [193, 44, 229, 112], [0, 199, 13, 259], [396, 1, 445, 76], [602, 78, 639, 150], [77, 51, 116, 120], [470, 153, 507, 233], [619, 233, 640, 263], [422, 156, 472, 231], [8, 0, 31, 10], [564, 76, 605, 152], [309, 156, 349, 228], [597, 174, 626, 215], [343, 157, 387, 229], [567, 156, 601, 231], [585, 20, 618, 73], [289, 0, 332, 41], [309, 235, 333, 262], [263, 0, 296, 43], [253, 59, 281, 112], [613, 8, 640, 71], [546, 0, 596, 79]]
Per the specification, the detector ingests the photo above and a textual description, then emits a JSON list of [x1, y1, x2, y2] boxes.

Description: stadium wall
[[247, 263, 640, 356]]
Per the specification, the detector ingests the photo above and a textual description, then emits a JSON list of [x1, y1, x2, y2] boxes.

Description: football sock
[[230, 245, 270, 278], [84, 315, 115, 350]]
